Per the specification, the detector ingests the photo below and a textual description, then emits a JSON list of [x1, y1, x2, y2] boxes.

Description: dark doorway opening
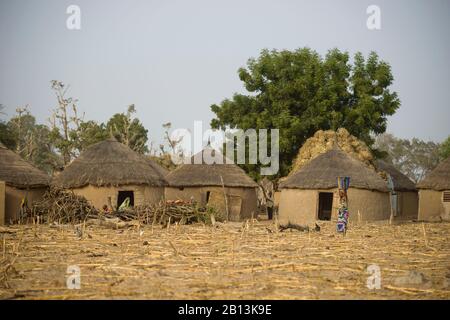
[[318, 192, 333, 220], [206, 191, 211, 203], [117, 191, 134, 208]]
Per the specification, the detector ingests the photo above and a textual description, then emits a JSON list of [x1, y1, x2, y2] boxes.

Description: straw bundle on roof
[[290, 128, 375, 174], [286, 129, 416, 192], [280, 148, 389, 192]]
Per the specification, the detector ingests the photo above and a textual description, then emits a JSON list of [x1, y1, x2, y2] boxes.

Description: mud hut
[[165, 147, 258, 221], [279, 148, 390, 226], [375, 160, 418, 220], [0, 142, 49, 224], [53, 138, 167, 210], [417, 156, 450, 221]]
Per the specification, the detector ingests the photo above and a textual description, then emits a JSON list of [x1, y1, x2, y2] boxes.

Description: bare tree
[[6, 105, 43, 161], [162, 122, 183, 156], [49, 80, 84, 164], [11, 105, 30, 154]]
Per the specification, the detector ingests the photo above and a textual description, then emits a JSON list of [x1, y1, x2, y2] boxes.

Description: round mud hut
[[165, 147, 259, 221], [0, 142, 49, 224], [278, 148, 390, 226], [53, 138, 167, 210], [375, 160, 418, 220], [417, 156, 450, 221]]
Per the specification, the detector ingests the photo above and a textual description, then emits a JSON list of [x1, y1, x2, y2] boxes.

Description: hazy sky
[[0, 0, 449, 148]]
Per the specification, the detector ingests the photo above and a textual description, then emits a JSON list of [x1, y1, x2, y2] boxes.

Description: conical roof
[[53, 139, 167, 188], [0, 142, 50, 188], [280, 148, 388, 192], [417, 156, 450, 191], [375, 160, 417, 192], [166, 147, 258, 188]]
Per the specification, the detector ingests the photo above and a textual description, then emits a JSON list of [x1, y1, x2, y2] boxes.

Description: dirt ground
[[1, 220, 449, 299]]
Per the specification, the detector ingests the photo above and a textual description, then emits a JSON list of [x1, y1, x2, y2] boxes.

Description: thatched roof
[[53, 139, 167, 188], [0, 142, 50, 188], [280, 148, 389, 192], [145, 157, 170, 177], [375, 160, 417, 192], [166, 147, 258, 188], [417, 156, 450, 191], [145, 154, 174, 176]]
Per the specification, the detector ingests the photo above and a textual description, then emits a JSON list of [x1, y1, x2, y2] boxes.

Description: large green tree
[[0, 104, 16, 149], [439, 135, 450, 160], [210, 48, 400, 177], [106, 104, 149, 154], [71, 120, 109, 153]]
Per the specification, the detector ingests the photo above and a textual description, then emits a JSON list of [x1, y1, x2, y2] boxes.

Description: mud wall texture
[[4, 185, 47, 223], [71, 185, 165, 209], [165, 186, 258, 221], [418, 189, 450, 221], [279, 188, 391, 226]]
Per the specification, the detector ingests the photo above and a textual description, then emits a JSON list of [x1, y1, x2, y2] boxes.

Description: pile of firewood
[[29, 190, 221, 226], [104, 200, 221, 225], [30, 188, 98, 224]]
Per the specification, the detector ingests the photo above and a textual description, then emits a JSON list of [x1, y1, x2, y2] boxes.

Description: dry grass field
[[1, 220, 449, 300]]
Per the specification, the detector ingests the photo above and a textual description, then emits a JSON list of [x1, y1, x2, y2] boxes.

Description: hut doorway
[[117, 191, 134, 208], [318, 192, 333, 220]]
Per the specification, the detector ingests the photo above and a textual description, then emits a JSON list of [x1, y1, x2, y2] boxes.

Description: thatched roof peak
[[280, 148, 389, 192], [417, 156, 450, 191], [189, 146, 234, 165], [53, 139, 168, 188], [166, 147, 258, 188], [0, 143, 50, 188]]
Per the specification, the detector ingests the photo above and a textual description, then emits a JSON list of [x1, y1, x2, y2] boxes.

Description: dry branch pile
[[29, 189, 221, 226], [290, 128, 375, 175], [30, 188, 97, 224], [110, 200, 223, 225]]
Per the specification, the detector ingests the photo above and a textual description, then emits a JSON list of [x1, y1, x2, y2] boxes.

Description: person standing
[[336, 177, 350, 234]]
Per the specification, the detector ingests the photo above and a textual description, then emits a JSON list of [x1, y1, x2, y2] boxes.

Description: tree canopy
[[0, 82, 153, 174], [439, 135, 450, 160], [210, 48, 401, 177], [2, 106, 62, 173], [374, 133, 441, 183], [106, 104, 149, 154]]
